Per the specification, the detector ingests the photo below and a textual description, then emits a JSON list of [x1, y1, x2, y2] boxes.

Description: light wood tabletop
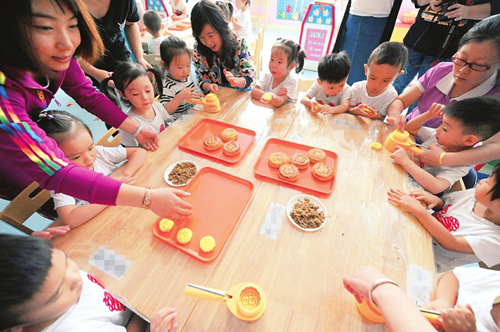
[[52, 87, 436, 331]]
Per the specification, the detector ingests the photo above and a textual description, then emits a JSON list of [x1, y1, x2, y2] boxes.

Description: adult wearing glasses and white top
[[387, 14, 500, 131]]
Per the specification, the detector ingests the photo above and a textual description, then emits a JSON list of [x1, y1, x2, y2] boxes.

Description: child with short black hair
[[301, 52, 351, 115], [391, 96, 500, 195], [0, 234, 178, 331], [251, 38, 307, 107], [37, 110, 147, 229], [388, 161, 500, 272], [349, 41, 407, 119], [159, 36, 203, 120], [143, 10, 166, 54]]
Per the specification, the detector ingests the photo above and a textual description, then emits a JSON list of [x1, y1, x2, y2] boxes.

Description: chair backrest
[[0, 182, 51, 234], [145, 53, 162, 68], [96, 127, 121, 148], [444, 178, 466, 194], [250, 0, 267, 31], [255, 25, 265, 80], [297, 78, 315, 94]]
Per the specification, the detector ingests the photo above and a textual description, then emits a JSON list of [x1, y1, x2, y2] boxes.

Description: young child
[[349, 42, 407, 120], [143, 10, 166, 55], [251, 38, 306, 107], [231, 0, 252, 42], [0, 234, 178, 332], [101, 62, 173, 147], [159, 36, 203, 120], [391, 97, 500, 194], [170, 0, 187, 20], [37, 111, 147, 229], [388, 162, 500, 272], [300, 52, 351, 115]]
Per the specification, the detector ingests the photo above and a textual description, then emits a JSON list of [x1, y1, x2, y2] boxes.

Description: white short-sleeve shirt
[[256, 71, 298, 102], [349, 80, 397, 116], [306, 80, 351, 106]]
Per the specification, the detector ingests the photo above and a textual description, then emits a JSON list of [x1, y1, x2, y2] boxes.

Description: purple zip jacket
[[0, 57, 128, 205]]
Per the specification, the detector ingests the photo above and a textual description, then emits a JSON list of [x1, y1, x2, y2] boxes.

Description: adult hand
[[136, 128, 160, 151], [223, 69, 244, 88], [441, 304, 476, 332], [150, 307, 178, 332], [343, 265, 390, 304], [137, 58, 153, 70], [31, 225, 71, 240], [150, 188, 193, 220], [410, 189, 441, 209], [414, 145, 444, 167], [388, 188, 426, 213], [386, 114, 407, 132], [446, 4, 471, 21]]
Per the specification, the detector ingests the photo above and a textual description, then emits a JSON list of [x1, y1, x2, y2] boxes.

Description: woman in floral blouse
[[191, 1, 255, 93]]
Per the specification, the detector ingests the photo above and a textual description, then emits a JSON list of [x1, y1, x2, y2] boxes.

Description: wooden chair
[[255, 25, 265, 80], [444, 178, 466, 194], [479, 261, 500, 271], [248, 38, 260, 80], [96, 127, 121, 148], [250, 0, 267, 32], [144, 53, 162, 68], [0, 182, 51, 234], [297, 78, 315, 94]]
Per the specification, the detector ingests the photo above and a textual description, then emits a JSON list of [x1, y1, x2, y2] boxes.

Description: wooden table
[[52, 88, 435, 331]]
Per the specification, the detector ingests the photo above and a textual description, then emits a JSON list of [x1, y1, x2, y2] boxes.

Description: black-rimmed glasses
[[451, 56, 493, 72]]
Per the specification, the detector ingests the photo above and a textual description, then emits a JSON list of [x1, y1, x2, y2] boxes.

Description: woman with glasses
[[387, 14, 500, 130]]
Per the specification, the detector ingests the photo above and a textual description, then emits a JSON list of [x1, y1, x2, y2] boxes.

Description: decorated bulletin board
[[299, 3, 335, 70], [276, 0, 310, 21]]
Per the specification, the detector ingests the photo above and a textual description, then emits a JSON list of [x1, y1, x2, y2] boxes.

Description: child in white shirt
[[349, 42, 407, 119], [301, 52, 351, 115], [231, 0, 252, 42], [37, 111, 146, 229], [391, 97, 500, 194], [101, 62, 174, 147], [170, 0, 187, 20], [0, 234, 178, 332], [144, 10, 166, 54], [388, 161, 500, 272], [251, 38, 306, 107]]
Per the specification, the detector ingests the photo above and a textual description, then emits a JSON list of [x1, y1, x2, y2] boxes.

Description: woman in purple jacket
[[0, 0, 192, 235]]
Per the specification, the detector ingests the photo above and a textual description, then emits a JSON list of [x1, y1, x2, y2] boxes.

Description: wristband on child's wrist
[[132, 124, 143, 138], [438, 151, 446, 166], [369, 278, 399, 307]]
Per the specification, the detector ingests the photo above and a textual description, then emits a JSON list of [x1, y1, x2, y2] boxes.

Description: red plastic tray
[[177, 119, 256, 164], [253, 138, 338, 195], [168, 22, 191, 31], [153, 167, 253, 262]]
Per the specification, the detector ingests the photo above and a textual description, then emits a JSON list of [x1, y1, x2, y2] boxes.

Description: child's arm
[[386, 85, 424, 131], [349, 103, 384, 120], [319, 99, 350, 115], [300, 93, 315, 108], [231, 15, 242, 30], [172, 7, 187, 20], [410, 189, 445, 210], [270, 87, 289, 107], [56, 202, 109, 228], [405, 102, 444, 135], [251, 85, 265, 100], [422, 271, 459, 312], [390, 147, 451, 194], [387, 188, 474, 253], [163, 87, 203, 114], [110, 148, 147, 179]]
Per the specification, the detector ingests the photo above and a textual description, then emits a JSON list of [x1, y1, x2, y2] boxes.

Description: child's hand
[[359, 105, 377, 118], [204, 83, 218, 94], [151, 188, 193, 220], [441, 304, 476, 332], [428, 102, 444, 119], [31, 225, 71, 240], [388, 188, 426, 213], [310, 100, 321, 113], [319, 105, 339, 115], [223, 69, 244, 88], [275, 87, 288, 96], [410, 189, 441, 209], [422, 298, 454, 313], [180, 87, 203, 100], [390, 146, 412, 166], [151, 307, 178, 332]]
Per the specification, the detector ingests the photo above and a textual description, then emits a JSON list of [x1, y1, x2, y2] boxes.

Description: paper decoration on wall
[[276, 0, 308, 21]]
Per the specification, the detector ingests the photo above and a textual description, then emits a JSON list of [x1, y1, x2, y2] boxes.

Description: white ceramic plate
[[286, 195, 327, 232], [164, 160, 199, 187]]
